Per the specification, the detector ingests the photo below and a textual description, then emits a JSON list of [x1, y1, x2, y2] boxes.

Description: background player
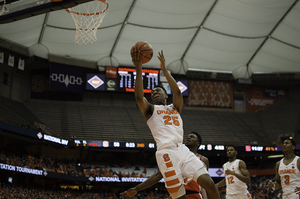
[[268, 139, 300, 199], [120, 132, 209, 199], [132, 49, 219, 199], [215, 145, 252, 199]]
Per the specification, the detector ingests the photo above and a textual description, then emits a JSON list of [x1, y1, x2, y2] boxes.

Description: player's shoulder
[[237, 159, 245, 164], [223, 161, 229, 167], [237, 159, 247, 168], [275, 160, 281, 167], [201, 155, 208, 160], [201, 155, 209, 167]]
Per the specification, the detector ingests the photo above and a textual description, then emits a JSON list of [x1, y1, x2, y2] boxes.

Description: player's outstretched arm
[[132, 50, 152, 119], [157, 50, 183, 114], [120, 171, 163, 198], [215, 178, 226, 188]]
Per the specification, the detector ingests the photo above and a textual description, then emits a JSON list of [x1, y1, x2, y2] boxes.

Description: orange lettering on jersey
[[279, 169, 296, 175], [157, 110, 178, 115]]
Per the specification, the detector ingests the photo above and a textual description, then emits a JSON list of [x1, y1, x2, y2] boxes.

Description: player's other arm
[[298, 157, 300, 172], [157, 50, 183, 114], [120, 171, 163, 198], [268, 161, 282, 190], [132, 50, 152, 119], [200, 156, 209, 199], [215, 178, 226, 188], [237, 160, 251, 184], [274, 161, 282, 189], [135, 171, 163, 191], [202, 156, 209, 170], [296, 158, 300, 195]]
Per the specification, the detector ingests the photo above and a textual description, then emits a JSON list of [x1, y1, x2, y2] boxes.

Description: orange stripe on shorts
[[166, 178, 180, 187], [165, 161, 173, 168], [167, 186, 181, 193], [165, 170, 176, 178]]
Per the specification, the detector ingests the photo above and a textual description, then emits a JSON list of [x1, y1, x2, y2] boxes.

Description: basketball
[[130, 41, 153, 64]]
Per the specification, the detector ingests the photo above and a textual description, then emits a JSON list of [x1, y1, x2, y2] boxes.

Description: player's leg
[[155, 148, 186, 199], [193, 167, 220, 199], [180, 146, 220, 199], [171, 185, 186, 199]]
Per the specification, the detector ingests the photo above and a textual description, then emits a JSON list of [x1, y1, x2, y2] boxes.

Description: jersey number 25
[[163, 116, 180, 126]]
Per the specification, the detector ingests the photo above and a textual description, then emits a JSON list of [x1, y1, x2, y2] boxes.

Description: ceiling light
[[188, 68, 232, 74], [267, 154, 284, 159]]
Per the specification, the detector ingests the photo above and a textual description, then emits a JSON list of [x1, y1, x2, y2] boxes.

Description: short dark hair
[[227, 145, 238, 152], [191, 131, 202, 146], [286, 139, 296, 147], [152, 85, 167, 95]]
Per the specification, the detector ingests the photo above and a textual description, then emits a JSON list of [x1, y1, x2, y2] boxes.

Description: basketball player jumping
[[215, 145, 252, 199], [268, 139, 300, 199], [120, 132, 209, 199], [132, 50, 219, 199]]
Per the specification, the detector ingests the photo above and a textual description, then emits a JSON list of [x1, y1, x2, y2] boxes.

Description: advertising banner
[[246, 86, 288, 112], [86, 74, 105, 91], [31, 69, 82, 101], [50, 63, 84, 94]]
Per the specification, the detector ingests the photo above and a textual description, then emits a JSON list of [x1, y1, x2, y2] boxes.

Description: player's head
[[226, 145, 238, 160], [185, 132, 202, 149], [282, 138, 296, 153], [151, 85, 168, 105]]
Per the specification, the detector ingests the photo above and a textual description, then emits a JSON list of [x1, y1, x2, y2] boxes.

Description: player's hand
[[132, 50, 144, 69], [225, 169, 235, 175], [157, 50, 166, 70], [268, 181, 275, 189], [295, 187, 300, 195], [120, 188, 138, 198]]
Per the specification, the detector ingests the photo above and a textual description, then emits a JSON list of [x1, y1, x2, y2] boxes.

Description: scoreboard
[[118, 67, 159, 93], [85, 67, 189, 95]]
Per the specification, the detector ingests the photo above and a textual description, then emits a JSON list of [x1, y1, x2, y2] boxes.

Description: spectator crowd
[[0, 151, 285, 199]]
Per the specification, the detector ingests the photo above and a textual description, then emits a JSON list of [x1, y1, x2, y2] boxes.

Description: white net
[[66, 0, 109, 45]]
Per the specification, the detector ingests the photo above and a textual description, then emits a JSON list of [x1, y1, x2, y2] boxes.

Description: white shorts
[[282, 193, 300, 199], [156, 144, 205, 197], [226, 191, 252, 199]]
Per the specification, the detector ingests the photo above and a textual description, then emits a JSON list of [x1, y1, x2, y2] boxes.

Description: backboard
[[0, 0, 94, 24]]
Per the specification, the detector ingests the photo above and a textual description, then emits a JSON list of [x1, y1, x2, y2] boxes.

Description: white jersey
[[147, 104, 183, 150], [223, 159, 248, 196], [279, 156, 300, 197]]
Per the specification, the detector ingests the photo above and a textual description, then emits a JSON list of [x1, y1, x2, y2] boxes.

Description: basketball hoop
[[65, 0, 109, 45]]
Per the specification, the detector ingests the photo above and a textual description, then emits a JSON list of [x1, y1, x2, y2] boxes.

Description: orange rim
[[65, 0, 109, 16]]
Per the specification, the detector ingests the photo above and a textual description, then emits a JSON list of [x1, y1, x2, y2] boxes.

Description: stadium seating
[[1, 90, 299, 145]]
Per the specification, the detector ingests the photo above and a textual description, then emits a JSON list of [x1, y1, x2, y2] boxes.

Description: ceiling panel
[[250, 38, 300, 73], [205, 0, 295, 37], [272, 1, 300, 48], [42, 25, 122, 61], [184, 29, 265, 72], [0, 0, 299, 78], [128, 0, 214, 28], [0, 15, 45, 46]]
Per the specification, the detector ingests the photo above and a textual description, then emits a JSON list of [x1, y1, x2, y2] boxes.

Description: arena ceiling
[[0, 0, 300, 79]]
